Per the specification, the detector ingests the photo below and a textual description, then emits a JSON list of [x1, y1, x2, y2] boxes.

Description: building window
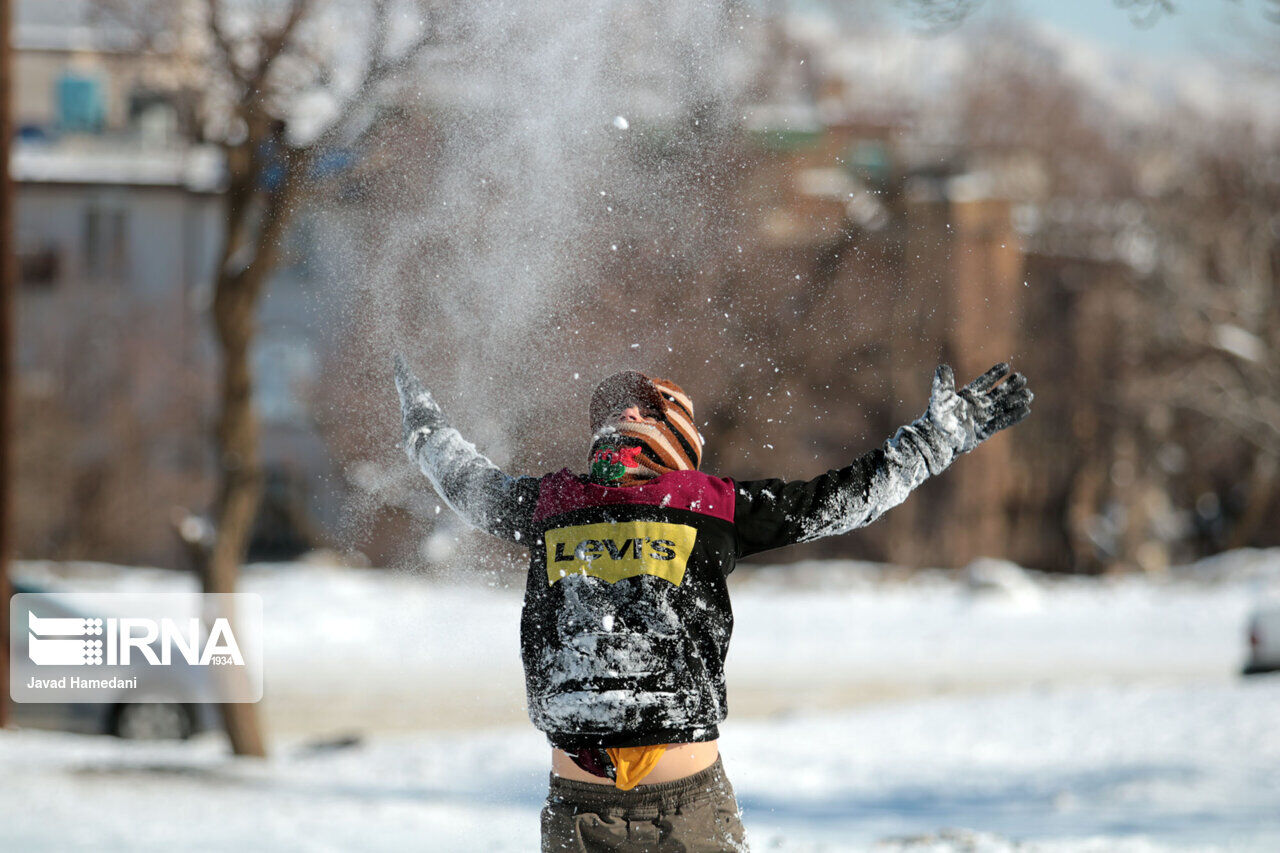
[[845, 141, 891, 188], [57, 72, 106, 134], [83, 206, 130, 281], [129, 90, 180, 144], [19, 246, 62, 288]]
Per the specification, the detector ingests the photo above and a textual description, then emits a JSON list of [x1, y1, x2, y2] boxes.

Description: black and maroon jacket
[[515, 469, 737, 749], [410, 444, 915, 749], [402, 386, 959, 748]]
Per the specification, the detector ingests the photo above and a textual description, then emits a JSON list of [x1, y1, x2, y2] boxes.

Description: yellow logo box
[[544, 521, 698, 586]]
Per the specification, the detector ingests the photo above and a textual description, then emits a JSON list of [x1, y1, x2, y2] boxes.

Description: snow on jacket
[[401, 393, 966, 749]]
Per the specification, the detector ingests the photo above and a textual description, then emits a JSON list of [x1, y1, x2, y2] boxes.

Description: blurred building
[[12, 1, 346, 566], [12, 6, 1274, 574], [720, 103, 1037, 570], [691, 15, 1274, 574]]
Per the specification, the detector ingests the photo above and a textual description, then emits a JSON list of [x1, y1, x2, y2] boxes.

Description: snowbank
[[6, 551, 1280, 849], [13, 551, 1275, 733]]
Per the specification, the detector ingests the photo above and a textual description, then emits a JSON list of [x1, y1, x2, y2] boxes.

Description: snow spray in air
[[324, 0, 754, 572]]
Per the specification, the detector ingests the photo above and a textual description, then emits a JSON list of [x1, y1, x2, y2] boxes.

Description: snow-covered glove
[[909, 362, 1032, 475], [393, 354, 534, 539], [394, 353, 448, 458], [734, 362, 1033, 546]]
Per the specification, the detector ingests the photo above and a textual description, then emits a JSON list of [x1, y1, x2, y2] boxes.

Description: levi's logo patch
[[545, 521, 697, 586]]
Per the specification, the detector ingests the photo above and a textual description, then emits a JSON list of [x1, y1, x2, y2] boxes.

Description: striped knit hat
[[588, 371, 702, 483]]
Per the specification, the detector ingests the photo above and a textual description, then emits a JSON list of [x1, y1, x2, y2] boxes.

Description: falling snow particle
[[613, 116, 629, 130]]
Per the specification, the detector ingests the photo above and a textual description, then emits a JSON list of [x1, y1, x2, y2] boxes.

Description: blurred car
[[10, 580, 220, 739], [1243, 602, 1280, 676]]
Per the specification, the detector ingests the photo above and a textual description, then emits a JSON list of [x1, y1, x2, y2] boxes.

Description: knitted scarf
[[588, 372, 701, 486]]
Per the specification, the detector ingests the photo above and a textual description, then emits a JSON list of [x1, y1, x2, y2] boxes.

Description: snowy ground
[[5, 550, 1280, 851]]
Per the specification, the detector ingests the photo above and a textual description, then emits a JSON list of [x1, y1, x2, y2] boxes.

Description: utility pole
[[0, 0, 14, 729]]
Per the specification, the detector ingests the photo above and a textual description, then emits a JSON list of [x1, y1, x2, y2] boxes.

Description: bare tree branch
[[894, 0, 1275, 32], [247, 0, 315, 94], [206, 0, 249, 89], [310, 2, 440, 151], [895, 0, 984, 32], [1113, 0, 1177, 28]]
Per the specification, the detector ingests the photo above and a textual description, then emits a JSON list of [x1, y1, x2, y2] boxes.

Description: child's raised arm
[[394, 354, 539, 543], [733, 363, 1032, 556]]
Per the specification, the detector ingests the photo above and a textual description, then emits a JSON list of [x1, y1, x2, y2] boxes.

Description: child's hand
[[925, 363, 1032, 455], [394, 353, 444, 451]]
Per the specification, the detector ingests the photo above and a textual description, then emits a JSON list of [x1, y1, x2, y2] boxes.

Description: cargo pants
[[541, 756, 748, 852]]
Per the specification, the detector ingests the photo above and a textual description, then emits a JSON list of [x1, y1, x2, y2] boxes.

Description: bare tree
[[1135, 123, 1280, 550], [93, 0, 440, 756], [893, 0, 1280, 30]]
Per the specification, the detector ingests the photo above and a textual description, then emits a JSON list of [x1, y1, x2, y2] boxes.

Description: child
[[394, 357, 1032, 851]]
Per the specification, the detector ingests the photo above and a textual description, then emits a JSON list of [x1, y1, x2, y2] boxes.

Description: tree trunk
[[199, 143, 308, 758], [205, 261, 268, 757], [1227, 451, 1278, 551]]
